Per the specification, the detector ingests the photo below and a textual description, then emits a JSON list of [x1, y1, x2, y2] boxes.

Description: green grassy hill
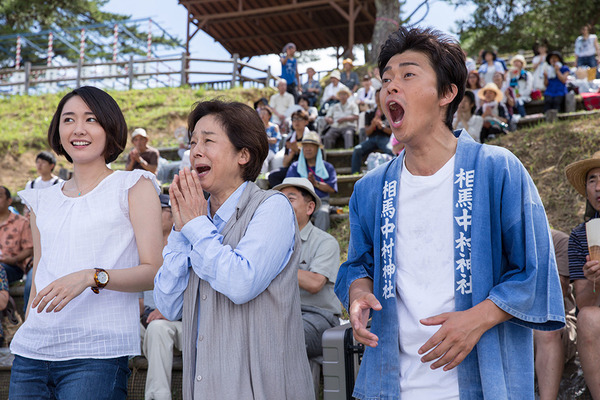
[[0, 85, 598, 238]]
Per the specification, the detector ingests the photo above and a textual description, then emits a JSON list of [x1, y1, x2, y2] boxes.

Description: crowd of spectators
[[2, 27, 600, 398]]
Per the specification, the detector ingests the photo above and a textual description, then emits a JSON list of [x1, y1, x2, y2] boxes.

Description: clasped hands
[[169, 167, 208, 231]]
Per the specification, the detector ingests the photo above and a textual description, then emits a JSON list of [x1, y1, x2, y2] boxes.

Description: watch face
[[97, 271, 109, 285]]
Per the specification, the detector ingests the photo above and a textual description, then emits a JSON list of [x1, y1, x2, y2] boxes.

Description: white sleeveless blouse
[[12, 170, 159, 361]]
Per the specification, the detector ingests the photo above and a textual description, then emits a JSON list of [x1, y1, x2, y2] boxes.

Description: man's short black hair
[[36, 151, 57, 170], [0, 186, 10, 199], [378, 26, 467, 130]]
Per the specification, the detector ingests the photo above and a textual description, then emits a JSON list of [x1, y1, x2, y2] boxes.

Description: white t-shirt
[[396, 155, 459, 400], [13, 170, 159, 361], [25, 175, 63, 190]]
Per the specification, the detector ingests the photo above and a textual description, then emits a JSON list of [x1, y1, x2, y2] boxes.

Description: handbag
[[1, 296, 24, 347]]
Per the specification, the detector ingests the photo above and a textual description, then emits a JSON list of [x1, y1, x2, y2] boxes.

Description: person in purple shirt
[[286, 131, 337, 231]]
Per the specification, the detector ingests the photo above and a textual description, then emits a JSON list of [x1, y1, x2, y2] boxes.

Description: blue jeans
[[9, 355, 130, 400], [1, 262, 24, 284], [577, 55, 598, 68], [351, 135, 394, 173]]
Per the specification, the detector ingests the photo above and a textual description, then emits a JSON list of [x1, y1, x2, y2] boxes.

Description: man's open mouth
[[388, 101, 405, 126]]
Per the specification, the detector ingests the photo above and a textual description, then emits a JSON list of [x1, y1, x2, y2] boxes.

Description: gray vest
[[181, 182, 315, 400]]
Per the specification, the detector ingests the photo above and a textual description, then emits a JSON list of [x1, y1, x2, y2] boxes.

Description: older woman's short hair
[[47, 86, 127, 164], [188, 100, 268, 182]]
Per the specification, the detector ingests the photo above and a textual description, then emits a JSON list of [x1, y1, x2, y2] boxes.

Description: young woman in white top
[[10, 86, 163, 400]]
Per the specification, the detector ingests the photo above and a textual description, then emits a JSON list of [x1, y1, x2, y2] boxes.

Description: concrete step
[[324, 149, 352, 171], [334, 174, 362, 199]]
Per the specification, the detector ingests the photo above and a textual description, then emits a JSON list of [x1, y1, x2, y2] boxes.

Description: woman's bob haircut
[[187, 99, 268, 182], [48, 86, 127, 164]]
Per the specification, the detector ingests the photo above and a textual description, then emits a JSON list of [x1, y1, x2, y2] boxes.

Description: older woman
[[153, 100, 314, 400]]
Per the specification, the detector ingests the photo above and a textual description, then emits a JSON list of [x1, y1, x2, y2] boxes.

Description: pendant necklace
[[71, 170, 109, 197]]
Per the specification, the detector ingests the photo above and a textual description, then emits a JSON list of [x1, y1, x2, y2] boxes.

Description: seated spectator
[[476, 83, 509, 142], [351, 89, 393, 173], [269, 79, 295, 132], [322, 86, 359, 149], [126, 128, 160, 175], [0, 186, 33, 284], [301, 67, 321, 107], [142, 194, 183, 400], [492, 71, 518, 130], [544, 51, 570, 113], [453, 90, 483, 143], [565, 152, 600, 399], [355, 75, 376, 112], [320, 70, 347, 114], [268, 110, 310, 188], [286, 131, 337, 231], [478, 50, 506, 85], [274, 177, 341, 358], [0, 265, 7, 346], [340, 58, 360, 92], [534, 229, 577, 400], [369, 66, 382, 90], [507, 55, 533, 117], [532, 42, 549, 92], [259, 107, 281, 173], [25, 151, 62, 190], [298, 95, 318, 131], [466, 70, 483, 108]]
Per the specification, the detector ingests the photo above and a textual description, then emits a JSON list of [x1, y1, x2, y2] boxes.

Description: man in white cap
[[322, 69, 347, 105], [274, 177, 341, 359], [126, 128, 160, 174], [323, 85, 359, 149], [565, 151, 600, 399]]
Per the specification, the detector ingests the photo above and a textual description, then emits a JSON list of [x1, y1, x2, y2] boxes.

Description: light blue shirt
[[153, 181, 296, 321]]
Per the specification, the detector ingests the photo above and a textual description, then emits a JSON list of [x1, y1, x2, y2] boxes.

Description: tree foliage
[[0, 0, 181, 68], [451, 0, 600, 55]]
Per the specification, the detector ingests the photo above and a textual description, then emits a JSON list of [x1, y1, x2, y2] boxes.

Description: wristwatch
[[91, 268, 109, 294]]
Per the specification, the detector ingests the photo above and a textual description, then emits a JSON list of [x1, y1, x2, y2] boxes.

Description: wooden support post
[[231, 53, 239, 88], [128, 56, 134, 90], [76, 58, 82, 88], [181, 52, 188, 86], [24, 61, 31, 95]]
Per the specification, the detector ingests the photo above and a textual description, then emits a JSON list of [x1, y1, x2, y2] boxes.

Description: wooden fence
[[0, 53, 281, 95]]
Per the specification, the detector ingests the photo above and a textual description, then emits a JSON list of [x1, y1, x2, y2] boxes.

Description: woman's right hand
[[32, 269, 94, 313]]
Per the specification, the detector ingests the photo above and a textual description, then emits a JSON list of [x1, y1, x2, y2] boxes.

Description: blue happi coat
[[335, 130, 565, 400]]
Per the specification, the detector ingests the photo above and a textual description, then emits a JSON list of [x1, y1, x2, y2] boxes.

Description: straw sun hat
[[478, 83, 504, 102], [565, 151, 600, 196]]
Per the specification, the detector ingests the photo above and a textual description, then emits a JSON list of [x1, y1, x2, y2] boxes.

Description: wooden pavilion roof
[[180, 0, 377, 58]]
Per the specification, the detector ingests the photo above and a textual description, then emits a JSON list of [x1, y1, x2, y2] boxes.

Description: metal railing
[[0, 53, 280, 95]]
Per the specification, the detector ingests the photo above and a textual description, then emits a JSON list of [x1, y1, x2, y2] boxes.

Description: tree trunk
[[368, 0, 402, 64]]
